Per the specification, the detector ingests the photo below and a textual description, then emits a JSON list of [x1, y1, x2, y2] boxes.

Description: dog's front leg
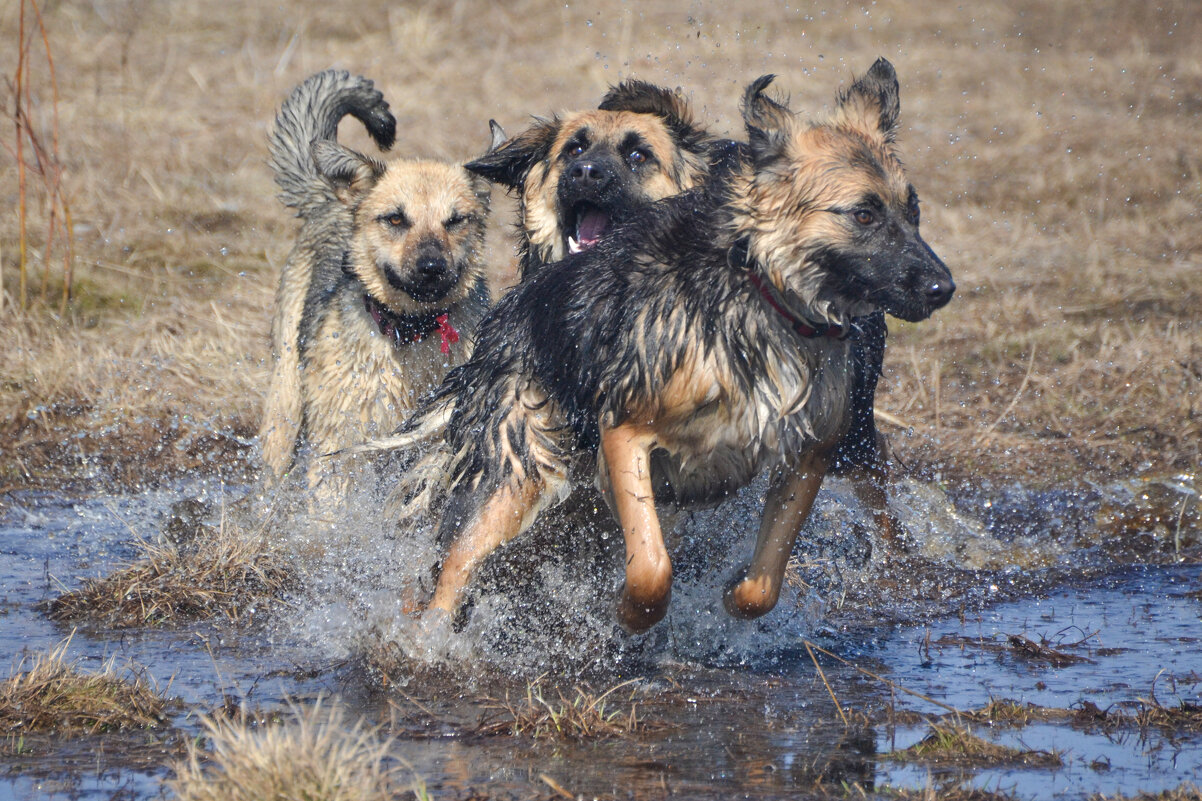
[[425, 478, 544, 618], [724, 449, 829, 619], [601, 424, 671, 632]]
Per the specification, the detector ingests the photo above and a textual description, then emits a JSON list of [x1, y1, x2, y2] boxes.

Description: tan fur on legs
[[426, 477, 546, 617], [602, 424, 672, 632], [724, 449, 831, 619], [847, 461, 902, 547]]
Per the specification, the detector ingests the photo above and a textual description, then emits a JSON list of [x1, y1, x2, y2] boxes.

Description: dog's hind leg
[[601, 424, 672, 633], [724, 449, 830, 619], [846, 436, 902, 545], [425, 477, 549, 619]]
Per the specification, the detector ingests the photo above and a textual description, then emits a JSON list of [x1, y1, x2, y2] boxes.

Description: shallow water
[[0, 476, 1198, 800]]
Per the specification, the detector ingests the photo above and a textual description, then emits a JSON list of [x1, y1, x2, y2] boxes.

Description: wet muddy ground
[[1, 475, 1199, 800]]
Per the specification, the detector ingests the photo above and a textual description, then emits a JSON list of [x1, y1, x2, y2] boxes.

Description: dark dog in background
[[361, 59, 954, 631], [465, 79, 721, 281], [259, 69, 499, 506]]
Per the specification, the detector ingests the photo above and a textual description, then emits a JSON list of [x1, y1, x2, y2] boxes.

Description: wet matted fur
[[258, 69, 496, 504], [364, 59, 955, 632], [470, 77, 900, 543]]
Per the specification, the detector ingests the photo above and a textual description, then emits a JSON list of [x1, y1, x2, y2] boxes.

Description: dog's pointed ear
[[486, 119, 507, 152], [464, 117, 558, 190], [469, 121, 503, 205], [312, 140, 385, 201], [599, 80, 709, 153], [742, 75, 793, 165], [834, 57, 900, 142]]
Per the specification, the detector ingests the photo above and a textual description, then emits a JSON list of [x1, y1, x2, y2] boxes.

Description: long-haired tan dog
[[258, 70, 498, 504], [362, 59, 955, 631]]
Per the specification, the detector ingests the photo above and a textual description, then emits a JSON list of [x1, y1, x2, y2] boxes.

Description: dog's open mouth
[[566, 204, 610, 254]]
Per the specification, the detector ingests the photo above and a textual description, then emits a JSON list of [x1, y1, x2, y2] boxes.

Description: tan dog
[[258, 70, 499, 506]]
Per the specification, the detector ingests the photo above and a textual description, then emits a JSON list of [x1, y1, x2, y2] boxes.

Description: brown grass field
[[1, 0, 1199, 495]]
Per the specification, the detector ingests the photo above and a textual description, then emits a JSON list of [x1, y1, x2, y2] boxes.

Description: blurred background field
[[1, 0, 1198, 492]]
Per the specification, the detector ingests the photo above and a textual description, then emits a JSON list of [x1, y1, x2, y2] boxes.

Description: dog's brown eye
[[628, 149, 647, 165], [853, 209, 876, 226], [907, 199, 921, 224], [446, 213, 469, 228], [384, 213, 408, 228]]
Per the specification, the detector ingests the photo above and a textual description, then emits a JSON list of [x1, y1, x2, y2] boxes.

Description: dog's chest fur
[[641, 323, 852, 506], [301, 286, 476, 456], [524, 224, 856, 508]]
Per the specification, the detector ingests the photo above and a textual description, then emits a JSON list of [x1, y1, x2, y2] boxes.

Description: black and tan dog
[[365, 59, 954, 631], [464, 80, 723, 281], [258, 70, 499, 504], [470, 78, 900, 545]]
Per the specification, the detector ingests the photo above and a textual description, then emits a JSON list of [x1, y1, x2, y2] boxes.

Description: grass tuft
[[888, 721, 1062, 768], [168, 698, 408, 801], [879, 784, 1022, 801], [0, 637, 168, 743], [477, 677, 647, 741], [45, 512, 293, 628]]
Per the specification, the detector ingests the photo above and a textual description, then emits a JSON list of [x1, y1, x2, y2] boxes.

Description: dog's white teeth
[[568, 236, 582, 255]]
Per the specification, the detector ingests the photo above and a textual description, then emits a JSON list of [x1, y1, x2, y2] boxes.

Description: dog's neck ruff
[[727, 238, 850, 340], [363, 294, 459, 354]]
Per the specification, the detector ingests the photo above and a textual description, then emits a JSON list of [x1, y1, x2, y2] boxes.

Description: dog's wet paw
[[615, 583, 670, 633]]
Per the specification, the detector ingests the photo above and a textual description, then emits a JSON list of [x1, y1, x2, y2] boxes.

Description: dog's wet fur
[[258, 69, 495, 504], [470, 77, 900, 548], [362, 59, 954, 631]]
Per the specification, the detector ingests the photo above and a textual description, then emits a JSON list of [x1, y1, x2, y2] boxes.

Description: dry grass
[[887, 721, 1062, 768], [919, 691, 1202, 736], [168, 698, 411, 801], [44, 511, 293, 628], [0, 0, 1198, 492], [962, 698, 1074, 727], [877, 786, 1021, 801], [1072, 695, 1202, 735], [477, 677, 646, 740], [0, 637, 168, 743]]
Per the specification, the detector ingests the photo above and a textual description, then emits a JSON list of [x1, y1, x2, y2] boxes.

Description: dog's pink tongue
[[576, 209, 610, 249]]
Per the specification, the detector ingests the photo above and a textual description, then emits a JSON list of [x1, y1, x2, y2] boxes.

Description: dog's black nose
[[569, 161, 611, 189], [417, 254, 448, 277], [926, 278, 956, 308]]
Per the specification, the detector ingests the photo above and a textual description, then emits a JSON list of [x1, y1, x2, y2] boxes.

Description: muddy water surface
[[0, 476, 1198, 800]]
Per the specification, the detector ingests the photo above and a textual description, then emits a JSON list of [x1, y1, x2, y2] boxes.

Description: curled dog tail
[[269, 69, 396, 217]]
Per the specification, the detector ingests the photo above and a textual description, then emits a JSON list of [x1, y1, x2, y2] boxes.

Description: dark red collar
[[363, 295, 460, 354], [728, 236, 848, 340]]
